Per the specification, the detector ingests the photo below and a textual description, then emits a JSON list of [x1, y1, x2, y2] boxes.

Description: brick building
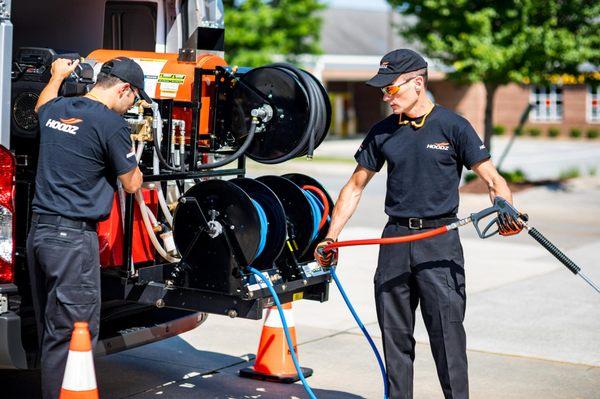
[[314, 7, 600, 138]]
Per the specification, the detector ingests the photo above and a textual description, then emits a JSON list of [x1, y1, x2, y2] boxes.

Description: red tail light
[[0, 145, 15, 283]]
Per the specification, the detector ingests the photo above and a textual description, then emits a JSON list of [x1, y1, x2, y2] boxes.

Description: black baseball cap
[[366, 49, 428, 88], [100, 57, 152, 103]]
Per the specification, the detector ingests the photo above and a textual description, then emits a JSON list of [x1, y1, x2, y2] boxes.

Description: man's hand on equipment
[[498, 212, 524, 236], [315, 238, 338, 268], [50, 58, 80, 81]]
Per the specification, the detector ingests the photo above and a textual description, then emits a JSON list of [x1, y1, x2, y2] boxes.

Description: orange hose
[[324, 226, 449, 251], [302, 185, 330, 230]]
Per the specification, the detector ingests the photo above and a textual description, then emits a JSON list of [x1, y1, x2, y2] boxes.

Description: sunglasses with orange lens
[[380, 75, 420, 96]]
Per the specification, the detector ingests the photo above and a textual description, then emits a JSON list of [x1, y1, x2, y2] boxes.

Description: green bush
[[586, 129, 599, 139], [527, 127, 542, 137], [514, 127, 525, 136], [500, 169, 527, 183], [589, 167, 597, 177], [559, 167, 580, 180], [547, 127, 560, 138], [493, 125, 506, 136], [569, 128, 582, 138], [464, 172, 478, 183]]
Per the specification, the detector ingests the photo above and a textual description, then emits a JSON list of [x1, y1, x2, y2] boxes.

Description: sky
[[326, 0, 390, 11]]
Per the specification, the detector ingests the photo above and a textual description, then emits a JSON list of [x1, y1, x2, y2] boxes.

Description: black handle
[[528, 228, 581, 275]]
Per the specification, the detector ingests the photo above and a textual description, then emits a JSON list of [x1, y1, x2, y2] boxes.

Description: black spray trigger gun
[[470, 196, 599, 294], [470, 196, 522, 239]]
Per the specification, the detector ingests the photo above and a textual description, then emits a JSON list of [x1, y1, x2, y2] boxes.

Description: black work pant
[[26, 221, 100, 399], [375, 223, 468, 399]]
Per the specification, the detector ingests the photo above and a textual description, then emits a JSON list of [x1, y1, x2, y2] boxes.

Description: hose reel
[[171, 174, 333, 296], [227, 64, 331, 164]]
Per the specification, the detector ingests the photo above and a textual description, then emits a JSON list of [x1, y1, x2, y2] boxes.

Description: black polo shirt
[[355, 105, 490, 218], [32, 96, 138, 221]]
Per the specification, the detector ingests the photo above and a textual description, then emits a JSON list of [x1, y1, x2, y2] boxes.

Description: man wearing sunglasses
[[315, 49, 518, 399], [28, 56, 148, 399]]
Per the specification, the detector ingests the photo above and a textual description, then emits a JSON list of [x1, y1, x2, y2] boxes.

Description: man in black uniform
[[315, 49, 520, 399], [27, 56, 150, 399]]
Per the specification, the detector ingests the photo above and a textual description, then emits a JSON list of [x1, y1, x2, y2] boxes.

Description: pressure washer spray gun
[[324, 196, 600, 294], [470, 197, 599, 293]]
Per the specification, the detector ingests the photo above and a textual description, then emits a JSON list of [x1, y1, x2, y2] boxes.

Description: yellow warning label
[[293, 292, 304, 301], [158, 73, 186, 84]]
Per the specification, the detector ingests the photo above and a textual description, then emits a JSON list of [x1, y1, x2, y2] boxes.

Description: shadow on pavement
[[0, 333, 365, 398]]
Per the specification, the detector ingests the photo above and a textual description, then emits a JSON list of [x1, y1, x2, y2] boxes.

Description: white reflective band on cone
[[61, 350, 98, 391], [264, 308, 295, 328]]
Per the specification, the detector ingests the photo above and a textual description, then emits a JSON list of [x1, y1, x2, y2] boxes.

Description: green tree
[[386, 0, 600, 151], [223, 0, 325, 67]]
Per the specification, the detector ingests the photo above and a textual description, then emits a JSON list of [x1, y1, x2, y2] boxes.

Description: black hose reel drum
[[171, 174, 334, 296], [227, 64, 331, 164]]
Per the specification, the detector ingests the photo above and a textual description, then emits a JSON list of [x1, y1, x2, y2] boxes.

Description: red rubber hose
[[324, 226, 450, 252], [302, 185, 330, 230]]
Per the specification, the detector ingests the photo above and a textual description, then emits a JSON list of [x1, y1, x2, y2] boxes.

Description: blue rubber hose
[[303, 190, 321, 241], [329, 267, 389, 399], [247, 267, 318, 399], [251, 199, 268, 258]]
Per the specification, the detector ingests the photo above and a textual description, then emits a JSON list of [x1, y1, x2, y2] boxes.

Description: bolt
[[227, 309, 238, 318], [156, 299, 165, 308], [303, 279, 308, 286], [280, 114, 285, 119], [230, 225, 235, 230], [282, 284, 287, 291]]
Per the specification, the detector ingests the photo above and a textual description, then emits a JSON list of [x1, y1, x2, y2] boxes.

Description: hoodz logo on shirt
[[426, 142, 450, 151], [45, 118, 83, 135]]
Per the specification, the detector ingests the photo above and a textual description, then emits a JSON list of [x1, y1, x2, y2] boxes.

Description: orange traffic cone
[[59, 322, 99, 399], [239, 302, 313, 383]]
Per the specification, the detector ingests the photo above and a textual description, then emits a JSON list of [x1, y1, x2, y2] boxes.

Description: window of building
[[103, 2, 157, 51], [587, 84, 600, 123], [530, 85, 563, 122]]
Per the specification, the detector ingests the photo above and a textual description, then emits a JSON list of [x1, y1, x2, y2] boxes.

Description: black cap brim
[[366, 73, 400, 88], [137, 88, 152, 104]]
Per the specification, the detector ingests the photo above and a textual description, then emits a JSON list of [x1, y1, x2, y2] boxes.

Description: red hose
[[302, 185, 330, 230], [324, 226, 449, 252]]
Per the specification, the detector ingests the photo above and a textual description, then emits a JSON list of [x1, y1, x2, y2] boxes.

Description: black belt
[[32, 213, 97, 231], [388, 215, 457, 230]]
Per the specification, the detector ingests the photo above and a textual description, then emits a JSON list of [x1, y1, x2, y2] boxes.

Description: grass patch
[[559, 167, 581, 180]]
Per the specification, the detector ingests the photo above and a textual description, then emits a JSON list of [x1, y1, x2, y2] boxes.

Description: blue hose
[[247, 267, 318, 399], [251, 199, 268, 258], [329, 267, 389, 399], [247, 189, 388, 398], [303, 191, 321, 241]]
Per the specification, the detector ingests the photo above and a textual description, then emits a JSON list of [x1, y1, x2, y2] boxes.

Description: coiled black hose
[[196, 119, 258, 169], [254, 63, 329, 163]]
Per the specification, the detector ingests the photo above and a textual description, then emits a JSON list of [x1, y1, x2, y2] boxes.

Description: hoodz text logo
[[426, 142, 450, 151], [380, 61, 390, 69], [45, 118, 83, 134]]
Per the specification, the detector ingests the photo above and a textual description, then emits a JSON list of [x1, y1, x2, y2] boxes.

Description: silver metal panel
[[0, 0, 12, 148]]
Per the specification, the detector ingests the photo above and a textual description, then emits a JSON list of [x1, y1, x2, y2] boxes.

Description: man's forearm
[[326, 183, 363, 240], [486, 174, 513, 204], [35, 77, 63, 113]]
